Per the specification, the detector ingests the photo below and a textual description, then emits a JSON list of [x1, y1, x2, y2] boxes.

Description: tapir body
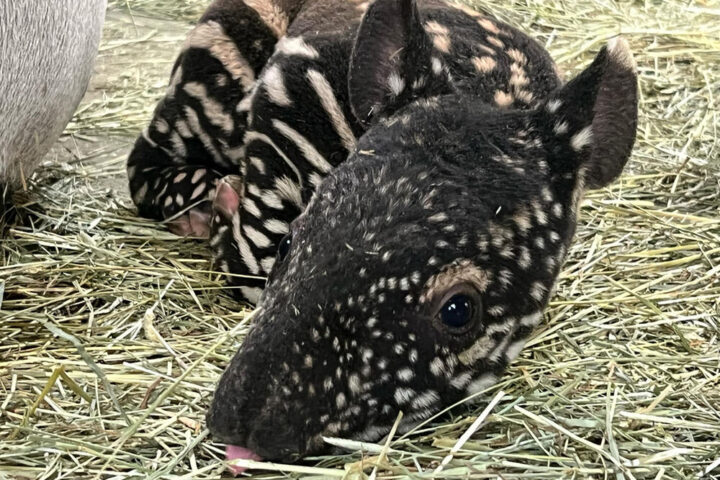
[[0, 0, 106, 220], [127, 0, 638, 469]]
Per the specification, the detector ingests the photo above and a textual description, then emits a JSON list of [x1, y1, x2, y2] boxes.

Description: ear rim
[[348, 0, 428, 126]]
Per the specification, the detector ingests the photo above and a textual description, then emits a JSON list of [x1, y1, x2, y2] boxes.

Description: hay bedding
[[1, 0, 718, 478]]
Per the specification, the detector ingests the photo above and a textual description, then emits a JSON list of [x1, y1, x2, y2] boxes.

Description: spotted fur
[[127, 0, 638, 465]]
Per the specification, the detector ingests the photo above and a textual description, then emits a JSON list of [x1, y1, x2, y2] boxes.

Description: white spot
[[431, 57, 442, 75], [554, 121, 569, 135], [394, 387, 415, 405], [450, 372, 472, 389], [387, 73, 405, 96], [546, 99, 562, 113], [397, 368, 414, 382], [552, 202, 563, 218], [487, 305, 505, 317], [530, 282, 547, 302], [430, 357, 444, 376], [349, 374, 361, 394], [518, 246, 532, 270], [505, 340, 526, 361], [520, 312, 542, 327], [190, 183, 206, 201], [571, 126, 593, 151], [428, 212, 448, 223], [466, 373, 498, 395], [411, 390, 439, 410], [191, 169, 206, 184]]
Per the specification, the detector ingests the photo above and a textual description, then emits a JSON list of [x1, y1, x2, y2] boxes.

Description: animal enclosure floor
[[1, 1, 719, 479]]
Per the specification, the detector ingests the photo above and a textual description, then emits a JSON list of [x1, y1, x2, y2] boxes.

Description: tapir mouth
[[225, 445, 262, 476]]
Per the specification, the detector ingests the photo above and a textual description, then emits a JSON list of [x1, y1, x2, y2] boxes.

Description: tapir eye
[[434, 285, 482, 333], [440, 294, 473, 328], [277, 234, 292, 262]]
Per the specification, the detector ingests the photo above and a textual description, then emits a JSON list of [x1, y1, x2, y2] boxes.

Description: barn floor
[[1, 1, 719, 479]]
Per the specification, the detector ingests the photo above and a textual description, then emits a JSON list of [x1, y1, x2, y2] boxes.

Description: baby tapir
[[127, 0, 638, 470], [0, 0, 106, 224]]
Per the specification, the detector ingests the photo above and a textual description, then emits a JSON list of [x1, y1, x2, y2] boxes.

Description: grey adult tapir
[[0, 0, 107, 223]]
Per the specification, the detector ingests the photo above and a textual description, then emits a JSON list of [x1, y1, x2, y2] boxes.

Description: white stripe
[[240, 287, 263, 304], [185, 21, 255, 91], [244, 130, 303, 187], [249, 156, 266, 174], [243, 197, 262, 218], [272, 119, 333, 173], [243, 224, 272, 248], [183, 82, 234, 134], [306, 69, 357, 152], [209, 225, 228, 247], [275, 36, 319, 58], [262, 64, 292, 106], [232, 214, 260, 274], [260, 256, 276, 273], [274, 176, 303, 208], [184, 107, 229, 167], [264, 218, 289, 234]]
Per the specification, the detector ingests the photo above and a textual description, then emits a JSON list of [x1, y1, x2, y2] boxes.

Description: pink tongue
[[225, 445, 262, 476]]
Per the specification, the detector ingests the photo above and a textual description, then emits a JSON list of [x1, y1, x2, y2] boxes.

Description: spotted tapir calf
[[127, 0, 638, 469]]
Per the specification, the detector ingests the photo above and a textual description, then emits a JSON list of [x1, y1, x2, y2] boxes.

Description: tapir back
[[0, 0, 106, 195]]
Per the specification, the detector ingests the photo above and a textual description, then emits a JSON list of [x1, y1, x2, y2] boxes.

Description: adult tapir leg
[[127, 0, 305, 237]]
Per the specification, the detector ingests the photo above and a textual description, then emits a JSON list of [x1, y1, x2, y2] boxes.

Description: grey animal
[[126, 0, 638, 470], [0, 0, 106, 222]]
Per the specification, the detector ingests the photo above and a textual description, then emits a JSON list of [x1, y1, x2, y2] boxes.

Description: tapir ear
[[212, 175, 244, 220], [349, 0, 451, 125], [544, 37, 639, 189]]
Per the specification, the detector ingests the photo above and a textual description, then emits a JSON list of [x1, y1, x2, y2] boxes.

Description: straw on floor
[[1, 0, 719, 479]]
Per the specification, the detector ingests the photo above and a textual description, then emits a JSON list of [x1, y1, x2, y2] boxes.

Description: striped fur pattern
[[127, 0, 638, 466]]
